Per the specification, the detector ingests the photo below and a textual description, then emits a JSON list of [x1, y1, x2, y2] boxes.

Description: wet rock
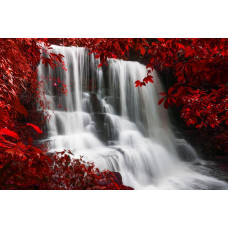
[[175, 139, 198, 162], [90, 93, 103, 113], [91, 113, 119, 143]]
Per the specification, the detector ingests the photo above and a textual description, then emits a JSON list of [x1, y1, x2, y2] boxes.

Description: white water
[[38, 46, 228, 189]]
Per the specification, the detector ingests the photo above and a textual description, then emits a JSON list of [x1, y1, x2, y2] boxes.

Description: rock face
[[91, 113, 119, 143], [90, 93, 103, 113]]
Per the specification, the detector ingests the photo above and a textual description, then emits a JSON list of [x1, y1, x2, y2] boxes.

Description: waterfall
[[38, 45, 228, 189]]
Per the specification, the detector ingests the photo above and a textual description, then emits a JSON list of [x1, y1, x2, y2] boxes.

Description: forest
[[0, 38, 227, 190]]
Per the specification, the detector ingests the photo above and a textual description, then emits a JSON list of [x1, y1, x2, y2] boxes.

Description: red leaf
[[98, 63, 103, 68], [0, 142, 11, 148], [168, 87, 174, 95], [140, 82, 146, 86], [160, 92, 167, 96], [158, 97, 165, 105], [12, 100, 28, 117], [157, 38, 165, 42], [175, 87, 184, 97], [164, 100, 169, 109], [187, 87, 194, 94], [184, 47, 195, 58], [27, 123, 43, 134], [141, 46, 145, 56], [177, 43, 185, 49], [135, 80, 141, 87], [143, 77, 149, 84], [0, 128, 20, 139], [143, 76, 153, 84]]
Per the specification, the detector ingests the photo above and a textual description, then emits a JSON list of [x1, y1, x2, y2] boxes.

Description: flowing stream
[[38, 45, 228, 189]]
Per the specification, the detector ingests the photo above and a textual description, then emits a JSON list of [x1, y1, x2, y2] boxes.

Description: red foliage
[[0, 149, 132, 190], [150, 38, 227, 129]]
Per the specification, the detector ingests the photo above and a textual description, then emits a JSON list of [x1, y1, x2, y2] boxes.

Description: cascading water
[[38, 45, 228, 189]]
